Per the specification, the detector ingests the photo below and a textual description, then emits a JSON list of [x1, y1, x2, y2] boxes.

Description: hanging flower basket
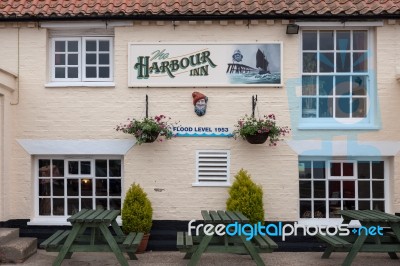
[[115, 115, 178, 145], [245, 132, 269, 144], [232, 114, 290, 146]]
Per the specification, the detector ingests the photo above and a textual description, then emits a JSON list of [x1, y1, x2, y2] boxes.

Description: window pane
[[303, 53, 317, 72], [299, 181, 311, 198], [299, 161, 311, 179], [96, 160, 107, 177], [320, 53, 334, 72], [300, 200, 312, 218], [86, 54, 96, 64], [96, 198, 107, 210], [353, 52, 368, 72], [86, 67, 97, 78], [55, 67, 65, 78], [53, 198, 64, 215], [313, 161, 326, 179], [302, 98, 316, 118], [81, 198, 92, 209], [99, 67, 110, 78], [68, 161, 79, 175], [373, 201, 385, 212], [55, 54, 65, 65], [55, 41, 65, 52], [39, 179, 50, 196], [358, 162, 370, 179], [314, 201, 326, 218], [344, 200, 355, 210], [329, 180, 341, 198], [53, 160, 64, 177], [81, 179, 93, 196], [372, 181, 384, 198], [319, 98, 333, 118], [53, 179, 64, 196], [352, 76, 367, 95], [68, 67, 78, 78], [336, 31, 350, 50], [343, 181, 355, 198], [302, 76, 317, 95], [372, 161, 384, 179], [302, 31, 317, 50], [336, 53, 350, 72], [109, 179, 122, 196], [358, 181, 370, 198], [336, 76, 350, 96], [335, 97, 350, 118], [109, 160, 121, 177], [319, 76, 333, 95], [329, 200, 341, 218], [96, 179, 108, 196], [81, 161, 91, 175], [358, 200, 370, 210], [39, 198, 51, 215], [67, 179, 79, 196], [99, 54, 109, 64], [353, 31, 368, 50], [67, 199, 79, 215], [39, 159, 51, 177], [314, 181, 326, 198], [68, 41, 78, 52], [352, 98, 367, 118], [99, 41, 110, 51], [343, 163, 353, 176], [320, 31, 334, 50], [68, 54, 78, 65], [330, 163, 341, 176], [86, 40, 97, 51], [110, 199, 121, 210]]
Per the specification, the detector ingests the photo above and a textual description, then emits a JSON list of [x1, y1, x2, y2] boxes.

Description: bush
[[121, 183, 153, 234], [226, 169, 264, 224]]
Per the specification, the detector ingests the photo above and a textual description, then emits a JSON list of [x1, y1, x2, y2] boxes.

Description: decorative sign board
[[172, 126, 233, 137], [128, 43, 282, 87]]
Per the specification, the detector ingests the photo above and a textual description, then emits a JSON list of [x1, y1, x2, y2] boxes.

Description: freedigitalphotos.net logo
[[188, 220, 384, 241]]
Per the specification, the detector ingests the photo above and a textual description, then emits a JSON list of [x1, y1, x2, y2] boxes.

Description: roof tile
[[0, 0, 399, 19]]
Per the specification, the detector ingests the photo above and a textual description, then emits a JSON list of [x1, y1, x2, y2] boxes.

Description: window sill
[[28, 216, 122, 226], [45, 82, 115, 88], [298, 123, 380, 130], [297, 218, 361, 227], [192, 182, 231, 187]]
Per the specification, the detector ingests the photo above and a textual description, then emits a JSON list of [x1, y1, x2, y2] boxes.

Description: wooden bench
[[316, 233, 353, 259], [252, 235, 278, 252], [40, 230, 71, 251], [176, 231, 194, 251]]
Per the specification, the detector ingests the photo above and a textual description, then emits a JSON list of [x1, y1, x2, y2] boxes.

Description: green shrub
[[121, 183, 153, 234], [226, 169, 264, 224]]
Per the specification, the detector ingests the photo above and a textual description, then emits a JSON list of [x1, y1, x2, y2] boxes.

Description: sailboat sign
[[128, 43, 282, 87]]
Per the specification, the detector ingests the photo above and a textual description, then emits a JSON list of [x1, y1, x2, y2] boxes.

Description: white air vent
[[195, 150, 230, 186]]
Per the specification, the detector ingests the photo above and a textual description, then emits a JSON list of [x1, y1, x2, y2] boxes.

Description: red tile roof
[[0, 0, 399, 20]]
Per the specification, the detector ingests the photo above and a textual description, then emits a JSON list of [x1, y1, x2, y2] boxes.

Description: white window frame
[[51, 37, 81, 82], [30, 156, 123, 225], [193, 150, 231, 187], [298, 157, 389, 225], [50, 36, 113, 83], [299, 27, 378, 130]]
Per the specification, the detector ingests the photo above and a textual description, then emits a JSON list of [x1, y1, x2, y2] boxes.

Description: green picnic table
[[40, 209, 143, 266], [177, 210, 277, 266], [317, 209, 400, 266]]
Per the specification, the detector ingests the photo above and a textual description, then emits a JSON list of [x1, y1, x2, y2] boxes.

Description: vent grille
[[196, 150, 230, 183]]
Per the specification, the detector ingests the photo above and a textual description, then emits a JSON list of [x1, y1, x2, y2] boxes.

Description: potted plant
[[232, 114, 290, 145], [121, 183, 152, 253], [115, 115, 176, 145], [226, 169, 264, 224]]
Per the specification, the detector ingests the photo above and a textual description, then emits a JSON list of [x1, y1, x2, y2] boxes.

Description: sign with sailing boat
[[128, 43, 282, 87]]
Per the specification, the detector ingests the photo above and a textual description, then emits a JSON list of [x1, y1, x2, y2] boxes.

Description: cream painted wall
[[1, 20, 400, 222]]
